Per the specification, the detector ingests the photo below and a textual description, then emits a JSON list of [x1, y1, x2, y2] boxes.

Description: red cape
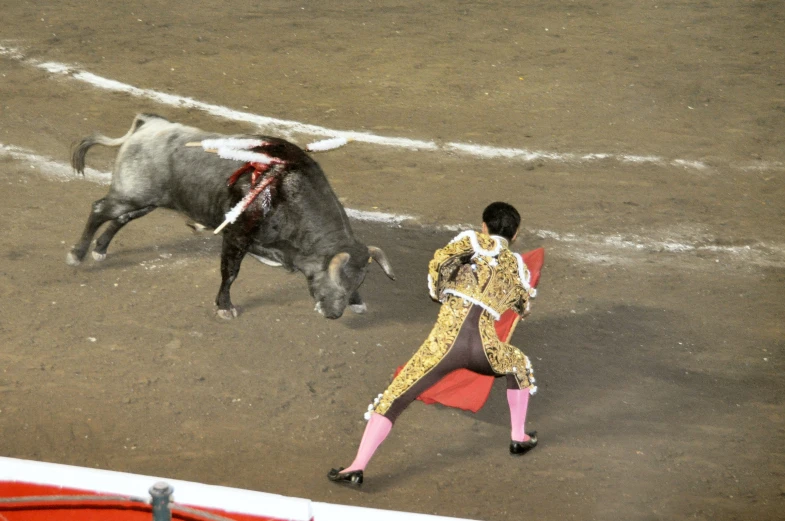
[[394, 247, 544, 413]]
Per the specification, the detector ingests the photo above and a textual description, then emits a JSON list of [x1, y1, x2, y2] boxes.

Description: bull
[[66, 113, 395, 319]]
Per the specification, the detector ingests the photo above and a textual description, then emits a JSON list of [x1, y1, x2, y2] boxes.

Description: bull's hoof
[[349, 303, 367, 314], [217, 307, 239, 320], [92, 251, 107, 262], [65, 251, 82, 266]]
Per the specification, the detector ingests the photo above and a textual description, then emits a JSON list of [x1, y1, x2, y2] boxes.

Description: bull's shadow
[[72, 225, 222, 272], [224, 221, 451, 326], [336, 224, 459, 330], [78, 232, 313, 310], [70, 220, 486, 325], [68, 220, 409, 318]]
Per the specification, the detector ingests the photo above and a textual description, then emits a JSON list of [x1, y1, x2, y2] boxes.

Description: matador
[[328, 202, 540, 486]]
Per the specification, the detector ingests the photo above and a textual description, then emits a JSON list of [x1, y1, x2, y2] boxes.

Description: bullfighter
[[328, 202, 540, 486]]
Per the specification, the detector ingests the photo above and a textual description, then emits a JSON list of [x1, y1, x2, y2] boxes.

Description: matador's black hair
[[482, 202, 521, 241]]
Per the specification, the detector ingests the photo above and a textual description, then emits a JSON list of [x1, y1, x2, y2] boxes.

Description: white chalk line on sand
[[533, 229, 785, 267], [0, 43, 740, 171], [2, 141, 783, 267], [0, 142, 111, 184]]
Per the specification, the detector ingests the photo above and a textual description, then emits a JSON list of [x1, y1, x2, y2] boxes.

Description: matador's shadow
[[374, 302, 735, 487], [460, 303, 703, 428]]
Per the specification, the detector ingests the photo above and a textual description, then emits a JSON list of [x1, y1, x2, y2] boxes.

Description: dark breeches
[[383, 305, 519, 423]]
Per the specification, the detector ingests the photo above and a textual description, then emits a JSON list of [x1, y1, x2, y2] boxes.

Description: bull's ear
[[328, 252, 351, 285], [368, 246, 395, 280]]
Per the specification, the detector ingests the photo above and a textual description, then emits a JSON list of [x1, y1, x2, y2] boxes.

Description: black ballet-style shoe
[[509, 431, 538, 455], [327, 467, 364, 486]]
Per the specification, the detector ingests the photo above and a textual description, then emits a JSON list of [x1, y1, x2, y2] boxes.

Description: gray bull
[[66, 113, 394, 319]]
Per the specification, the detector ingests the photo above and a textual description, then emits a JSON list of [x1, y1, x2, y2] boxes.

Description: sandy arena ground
[[0, 1, 784, 520]]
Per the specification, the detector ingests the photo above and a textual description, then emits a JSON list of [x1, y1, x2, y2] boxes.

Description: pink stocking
[[507, 388, 531, 442], [342, 413, 393, 473]]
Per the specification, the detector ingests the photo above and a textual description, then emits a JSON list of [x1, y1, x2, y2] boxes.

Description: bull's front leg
[[215, 233, 251, 319]]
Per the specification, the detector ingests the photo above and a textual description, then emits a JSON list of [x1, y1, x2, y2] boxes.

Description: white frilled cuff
[[427, 274, 437, 300], [364, 393, 384, 421]]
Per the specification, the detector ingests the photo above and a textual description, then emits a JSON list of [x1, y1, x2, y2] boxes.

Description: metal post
[[149, 481, 173, 521]]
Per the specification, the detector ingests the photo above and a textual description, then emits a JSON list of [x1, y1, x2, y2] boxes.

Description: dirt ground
[[1, 1, 784, 520]]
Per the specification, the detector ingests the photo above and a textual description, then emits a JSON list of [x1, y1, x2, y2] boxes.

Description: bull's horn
[[328, 252, 351, 285], [368, 246, 395, 280]]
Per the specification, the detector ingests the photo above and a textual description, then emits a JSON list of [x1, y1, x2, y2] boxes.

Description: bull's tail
[[70, 113, 167, 175]]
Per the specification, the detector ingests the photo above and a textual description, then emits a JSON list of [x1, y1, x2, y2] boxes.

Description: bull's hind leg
[[215, 232, 252, 319], [66, 197, 140, 266], [92, 205, 156, 261]]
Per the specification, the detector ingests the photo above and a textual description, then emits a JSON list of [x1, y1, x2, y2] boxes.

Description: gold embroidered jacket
[[427, 230, 536, 319]]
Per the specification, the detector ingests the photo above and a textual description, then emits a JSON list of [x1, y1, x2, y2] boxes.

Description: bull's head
[[310, 246, 395, 319]]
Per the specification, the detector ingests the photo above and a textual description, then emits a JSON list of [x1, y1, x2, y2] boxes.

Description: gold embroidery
[[374, 296, 470, 415], [429, 232, 531, 317], [478, 311, 534, 388]]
